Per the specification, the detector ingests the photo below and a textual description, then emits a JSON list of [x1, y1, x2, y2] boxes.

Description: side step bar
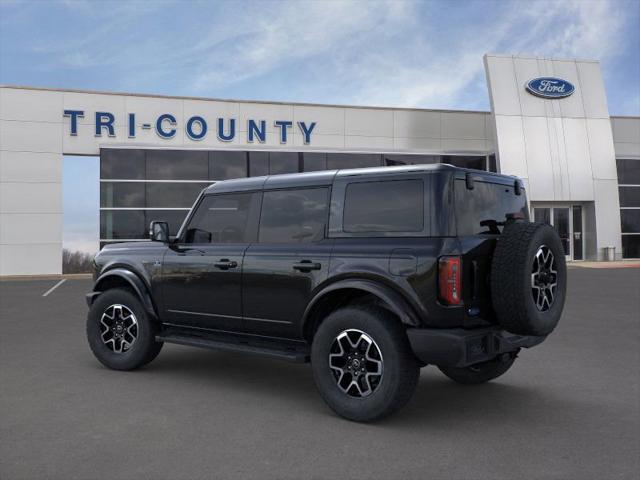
[[156, 327, 310, 363]]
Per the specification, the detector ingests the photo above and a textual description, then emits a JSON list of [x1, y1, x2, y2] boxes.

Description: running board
[[156, 328, 310, 363]]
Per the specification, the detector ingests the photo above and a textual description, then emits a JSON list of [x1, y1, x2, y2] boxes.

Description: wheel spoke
[[99, 304, 138, 354], [328, 329, 383, 398]]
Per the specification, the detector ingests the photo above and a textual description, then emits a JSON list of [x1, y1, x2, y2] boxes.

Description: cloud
[[2, 0, 637, 114]]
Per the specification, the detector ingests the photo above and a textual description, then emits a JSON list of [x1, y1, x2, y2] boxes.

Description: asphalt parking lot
[[1, 268, 639, 480]]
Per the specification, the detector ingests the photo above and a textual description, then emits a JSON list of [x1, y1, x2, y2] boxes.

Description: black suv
[[86, 164, 566, 421]]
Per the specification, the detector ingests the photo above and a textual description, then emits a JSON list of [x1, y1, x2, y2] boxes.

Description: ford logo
[[526, 77, 575, 99]]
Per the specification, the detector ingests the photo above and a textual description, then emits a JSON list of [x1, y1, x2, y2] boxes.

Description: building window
[[146, 150, 208, 180], [442, 155, 487, 171], [617, 158, 640, 185], [302, 152, 327, 172], [100, 182, 145, 208], [617, 158, 640, 258], [269, 152, 299, 175], [146, 182, 209, 208], [248, 152, 269, 177], [384, 154, 439, 166], [100, 149, 145, 179], [209, 151, 247, 180], [327, 153, 382, 170], [100, 210, 146, 240]]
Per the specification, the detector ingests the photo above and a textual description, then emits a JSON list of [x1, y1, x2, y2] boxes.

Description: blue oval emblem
[[526, 77, 575, 99]]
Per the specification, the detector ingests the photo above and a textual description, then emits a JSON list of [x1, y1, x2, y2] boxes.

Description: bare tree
[[62, 249, 95, 274]]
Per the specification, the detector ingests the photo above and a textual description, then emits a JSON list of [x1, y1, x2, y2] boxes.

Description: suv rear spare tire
[[491, 221, 567, 336]]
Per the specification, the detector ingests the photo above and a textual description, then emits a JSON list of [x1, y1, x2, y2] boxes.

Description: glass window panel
[[619, 186, 640, 207], [185, 193, 259, 243], [146, 150, 208, 180], [455, 180, 529, 235], [534, 208, 551, 224], [259, 188, 329, 243], [553, 208, 571, 255], [384, 154, 439, 166], [248, 152, 269, 177], [146, 182, 210, 208], [344, 180, 424, 233], [100, 210, 146, 239], [100, 149, 145, 179], [302, 152, 327, 172], [617, 159, 640, 185], [326, 153, 382, 170], [269, 152, 299, 175], [442, 155, 486, 171], [145, 210, 189, 237], [100, 182, 145, 208], [209, 151, 247, 180], [488, 154, 497, 173], [621, 209, 640, 233], [622, 235, 640, 258]]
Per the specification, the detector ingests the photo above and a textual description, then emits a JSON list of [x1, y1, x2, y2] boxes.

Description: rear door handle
[[213, 259, 238, 270], [292, 261, 321, 272]]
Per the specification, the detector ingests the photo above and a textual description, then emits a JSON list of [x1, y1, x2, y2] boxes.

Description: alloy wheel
[[328, 329, 384, 398], [99, 304, 138, 353], [531, 245, 558, 312]]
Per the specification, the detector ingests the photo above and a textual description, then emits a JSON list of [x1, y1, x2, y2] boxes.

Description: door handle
[[213, 259, 238, 270], [292, 261, 321, 272]]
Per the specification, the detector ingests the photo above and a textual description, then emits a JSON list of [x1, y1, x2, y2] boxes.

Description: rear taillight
[[438, 256, 462, 306]]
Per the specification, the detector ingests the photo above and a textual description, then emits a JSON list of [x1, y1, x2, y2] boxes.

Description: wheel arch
[[301, 279, 421, 342], [91, 269, 158, 319]]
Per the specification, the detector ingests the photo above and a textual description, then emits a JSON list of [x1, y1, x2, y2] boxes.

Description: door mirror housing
[[149, 221, 169, 243]]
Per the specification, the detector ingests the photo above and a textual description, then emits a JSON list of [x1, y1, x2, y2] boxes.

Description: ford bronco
[[86, 164, 566, 421]]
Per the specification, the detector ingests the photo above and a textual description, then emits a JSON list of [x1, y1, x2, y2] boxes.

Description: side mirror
[[149, 221, 169, 243]]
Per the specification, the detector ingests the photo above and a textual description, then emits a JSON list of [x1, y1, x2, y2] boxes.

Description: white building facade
[[1, 54, 639, 275]]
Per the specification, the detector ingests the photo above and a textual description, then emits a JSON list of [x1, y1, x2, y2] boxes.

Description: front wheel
[[86, 288, 163, 371], [311, 305, 420, 422], [438, 352, 517, 385]]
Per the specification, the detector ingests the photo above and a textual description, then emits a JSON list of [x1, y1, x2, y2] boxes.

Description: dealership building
[[0, 53, 639, 275]]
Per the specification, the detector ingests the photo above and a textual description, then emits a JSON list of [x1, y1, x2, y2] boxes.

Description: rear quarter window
[[343, 179, 424, 233], [454, 179, 528, 235]]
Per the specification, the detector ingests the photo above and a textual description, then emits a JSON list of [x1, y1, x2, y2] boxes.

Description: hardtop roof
[[203, 163, 519, 194]]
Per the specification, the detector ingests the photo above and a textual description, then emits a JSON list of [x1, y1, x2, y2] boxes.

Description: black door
[[160, 192, 260, 330], [242, 187, 332, 338]]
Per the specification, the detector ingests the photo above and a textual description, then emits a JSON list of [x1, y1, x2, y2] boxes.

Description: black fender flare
[[91, 268, 157, 318], [301, 279, 421, 337]]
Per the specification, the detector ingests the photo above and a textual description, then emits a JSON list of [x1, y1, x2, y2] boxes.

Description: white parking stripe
[[42, 279, 66, 297]]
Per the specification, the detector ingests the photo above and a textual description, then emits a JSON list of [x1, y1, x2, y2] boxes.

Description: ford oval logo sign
[[526, 77, 575, 99]]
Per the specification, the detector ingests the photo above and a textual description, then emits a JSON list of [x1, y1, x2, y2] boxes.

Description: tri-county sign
[[525, 77, 575, 99], [63, 110, 317, 144]]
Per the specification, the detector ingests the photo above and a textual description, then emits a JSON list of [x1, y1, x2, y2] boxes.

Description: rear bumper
[[406, 326, 546, 368]]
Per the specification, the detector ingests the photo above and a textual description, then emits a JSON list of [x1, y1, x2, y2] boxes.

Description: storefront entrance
[[532, 205, 584, 261]]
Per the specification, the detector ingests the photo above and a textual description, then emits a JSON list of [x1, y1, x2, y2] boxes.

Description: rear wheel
[[311, 305, 420, 422], [86, 288, 163, 370], [438, 352, 517, 385]]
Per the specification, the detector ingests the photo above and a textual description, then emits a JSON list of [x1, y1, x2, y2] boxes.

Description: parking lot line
[[42, 279, 67, 297]]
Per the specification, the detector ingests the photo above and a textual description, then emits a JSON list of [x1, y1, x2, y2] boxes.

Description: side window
[[184, 192, 258, 243], [343, 179, 424, 233], [259, 188, 329, 243]]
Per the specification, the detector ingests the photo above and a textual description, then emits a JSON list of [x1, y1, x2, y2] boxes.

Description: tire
[[86, 288, 163, 371], [311, 305, 420, 422], [438, 352, 517, 385], [491, 221, 567, 336]]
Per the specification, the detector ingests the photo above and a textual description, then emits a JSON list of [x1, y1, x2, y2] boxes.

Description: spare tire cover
[[490, 221, 567, 336]]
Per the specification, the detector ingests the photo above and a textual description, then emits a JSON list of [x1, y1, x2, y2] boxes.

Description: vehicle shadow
[[137, 345, 568, 427]]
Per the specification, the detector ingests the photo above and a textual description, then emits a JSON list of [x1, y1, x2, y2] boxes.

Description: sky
[[1, 0, 639, 253]]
